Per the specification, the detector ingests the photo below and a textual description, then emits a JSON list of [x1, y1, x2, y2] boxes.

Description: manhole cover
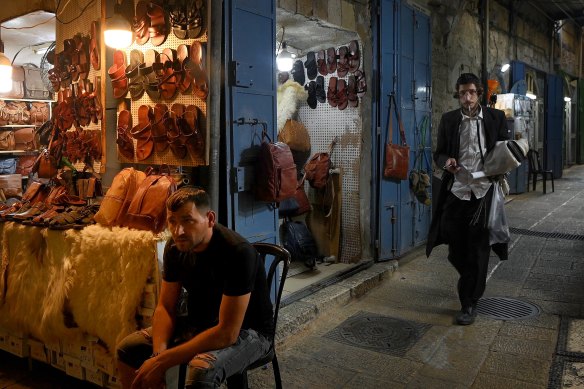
[[324, 311, 431, 356], [476, 297, 540, 320]]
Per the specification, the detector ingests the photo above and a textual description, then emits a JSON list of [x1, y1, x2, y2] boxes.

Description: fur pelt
[[277, 80, 308, 132], [0, 223, 157, 352]]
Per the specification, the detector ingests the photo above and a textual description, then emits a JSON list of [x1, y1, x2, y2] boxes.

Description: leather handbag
[[36, 149, 58, 179], [0, 131, 15, 151], [16, 155, 37, 176], [13, 127, 38, 151], [384, 94, 409, 180], [0, 174, 23, 198], [123, 166, 177, 233], [279, 178, 311, 218], [304, 138, 337, 189], [5, 100, 30, 125], [278, 119, 311, 152], [29, 102, 50, 125]]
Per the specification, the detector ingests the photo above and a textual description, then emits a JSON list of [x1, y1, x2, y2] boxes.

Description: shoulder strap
[[387, 94, 407, 146]]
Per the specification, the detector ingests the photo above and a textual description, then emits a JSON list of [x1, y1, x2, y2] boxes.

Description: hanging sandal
[[133, 0, 151, 45], [186, 41, 208, 100], [327, 77, 338, 107], [89, 20, 101, 70], [181, 104, 204, 159], [140, 49, 163, 100], [354, 69, 367, 98], [117, 109, 134, 160], [147, 1, 168, 46], [167, 104, 188, 159], [337, 46, 349, 77], [175, 44, 192, 93], [126, 49, 146, 100], [158, 48, 178, 100], [347, 75, 358, 108], [348, 40, 360, 73], [151, 103, 169, 152], [130, 105, 154, 161]]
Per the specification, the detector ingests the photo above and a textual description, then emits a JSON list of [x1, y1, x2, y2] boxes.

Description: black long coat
[[425, 105, 510, 260]]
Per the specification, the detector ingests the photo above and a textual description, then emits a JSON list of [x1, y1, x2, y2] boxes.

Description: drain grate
[[324, 311, 431, 356], [476, 297, 540, 320], [510, 227, 584, 241]]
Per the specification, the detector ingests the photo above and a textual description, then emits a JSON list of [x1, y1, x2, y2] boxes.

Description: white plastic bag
[[488, 181, 511, 245]]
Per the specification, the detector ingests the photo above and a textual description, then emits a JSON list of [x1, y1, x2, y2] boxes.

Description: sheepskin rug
[[0, 223, 157, 352], [277, 79, 308, 132]]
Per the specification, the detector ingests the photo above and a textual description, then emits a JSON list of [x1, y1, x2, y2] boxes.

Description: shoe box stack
[[0, 325, 29, 358]]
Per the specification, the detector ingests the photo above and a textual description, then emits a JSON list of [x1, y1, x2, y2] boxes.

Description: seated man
[[117, 187, 274, 388]]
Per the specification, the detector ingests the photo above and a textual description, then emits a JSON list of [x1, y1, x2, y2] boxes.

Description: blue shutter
[[545, 74, 563, 178], [222, 0, 277, 243]]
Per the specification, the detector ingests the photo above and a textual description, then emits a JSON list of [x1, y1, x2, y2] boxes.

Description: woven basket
[[278, 119, 311, 152]]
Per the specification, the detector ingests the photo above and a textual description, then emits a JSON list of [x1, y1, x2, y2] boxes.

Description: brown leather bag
[[384, 94, 409, 180], [0, 131, 15, 151], [0, 174, 23, 198], [13, 127, 38, 150], [29, 102, 50, 125], [304, 138, 337, 189], [16, 155, 37, 175], [94, 167, 147, 227], [5, 100, 30, 125], [123, 167, 177, 233], [35, 149, 58, 179], [255, 129, 297, 203], [278, 119, 311, 152]]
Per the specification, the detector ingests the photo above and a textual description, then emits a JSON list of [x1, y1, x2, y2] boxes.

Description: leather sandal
[[140, 49, 163, 100], [316, 76, 326, 104], [108, 50, 128, 99], [348, 40, 360, 73], [151, 103, 169, 152], [326, 47, 337, 74], [337, 79, 348, 110], [186, 41, 209, 100], [159, 48, 178, 100], [347, 75, 358, 108], [354, 69, 367, 98], [187, 0, 206, 39], [305, 81, 317, 109], [317, 50, 327, 76], [181, 104, 204, 159], [130, 105, 154, 161], [327, 77, 338, 107], [147, 1, 168, 46], [176, 44, 192, 93], [167, 104, 188, 159], [304, 51, 317, 80], [133, 0, 151, 45], [126, 49, 146, 100], [117, 109, 134, 160], [90, 20, 101, 70], [337, 46, 349, 77]]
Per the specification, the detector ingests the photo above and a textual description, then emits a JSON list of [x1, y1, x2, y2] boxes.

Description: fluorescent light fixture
[[0, 51, 12, 93], [104, 12, 133, 49], [564, 96, 571, 102], [276, 42, 293, 72], [500, 63, 510, 73], [526, 92, 537, 100]]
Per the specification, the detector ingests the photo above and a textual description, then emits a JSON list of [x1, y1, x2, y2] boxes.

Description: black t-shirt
[[162, 223, 274, 337]]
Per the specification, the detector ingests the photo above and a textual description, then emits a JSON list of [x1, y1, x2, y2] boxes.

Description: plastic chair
[[176, 242, 291, 389], [527, 149, 554, 194]]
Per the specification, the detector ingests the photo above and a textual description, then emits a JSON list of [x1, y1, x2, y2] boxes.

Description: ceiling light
[[104, 12, 132, 49], [526, 92, 537, 100], [564, 96, 571, 102], [500, 63, 510, 73], [276, 42, 293, 72]]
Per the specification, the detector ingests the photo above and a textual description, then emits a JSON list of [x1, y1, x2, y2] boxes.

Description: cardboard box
[[93, 344, 116, 376], [85, 366, 107, 387], [64, 355, 85, 381], [51, 350, 66, 372], [28, 338, 49, 363], [6, 336, 28, 358]]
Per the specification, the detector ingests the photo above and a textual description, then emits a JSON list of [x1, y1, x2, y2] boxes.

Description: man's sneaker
[[455, 306, 477, 325]]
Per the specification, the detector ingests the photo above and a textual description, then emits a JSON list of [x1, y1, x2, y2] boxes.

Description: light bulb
[[0, 52, 12, 93], [104, 13, 133, 49], [500, 63, 510, 73], [564, 96, 571, 102], [276, 42, 293, 72], [526, 92, 537, 100]]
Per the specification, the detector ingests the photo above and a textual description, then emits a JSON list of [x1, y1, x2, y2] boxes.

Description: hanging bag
[[384, 94, 409, 180], [304, 138, 337, 189], [278, 119, 311, 152]]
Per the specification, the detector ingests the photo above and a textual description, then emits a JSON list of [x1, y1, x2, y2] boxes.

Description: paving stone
[[299, 283, 352, 314], [480, 351, 551, 385], [523, 298, 582, 317], [406, 373, 469, 389], [567, 319, 584, 353], [562, 361, 584, 388], [490, 335, 556, 360], [499, 321, 557, 343], [342, 374, 406, 389], [471, 372, 548, 389]]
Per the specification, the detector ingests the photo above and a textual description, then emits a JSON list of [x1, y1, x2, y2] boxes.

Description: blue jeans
[[117, 325, 271, 388]]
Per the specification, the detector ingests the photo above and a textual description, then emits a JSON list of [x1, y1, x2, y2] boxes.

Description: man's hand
[[131, 355, 167, 389], [443, 158, 460, 174]]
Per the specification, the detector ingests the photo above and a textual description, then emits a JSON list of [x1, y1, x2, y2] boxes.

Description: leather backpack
[[23, 65, 50, 100], [255, 127, 297, 203], [123, 166, 177, 233], [304, 137, 337, 189], [94, 167, 147, 227]]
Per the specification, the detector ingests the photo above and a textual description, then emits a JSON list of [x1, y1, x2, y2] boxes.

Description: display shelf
[[0, 150, 38, 155], [0, 124, 43, 128], [0, 97, 54, 102]]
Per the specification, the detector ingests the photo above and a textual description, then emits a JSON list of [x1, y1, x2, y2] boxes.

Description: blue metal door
[[376, 0, 431, 260], [546, 74, 563, 178], [223, 0, 278, 243]]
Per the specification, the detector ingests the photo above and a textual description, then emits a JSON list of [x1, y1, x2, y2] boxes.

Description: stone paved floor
[[1, 165, 584, 388]]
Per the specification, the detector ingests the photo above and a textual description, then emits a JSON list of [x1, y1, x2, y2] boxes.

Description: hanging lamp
[[0, 27, 13, 93]]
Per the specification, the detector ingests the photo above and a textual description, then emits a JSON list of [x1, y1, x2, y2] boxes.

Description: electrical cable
[[55, 0, 96, 25]]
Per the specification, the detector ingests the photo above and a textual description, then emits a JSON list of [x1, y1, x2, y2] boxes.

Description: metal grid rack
[[56, 0, 104, 173], [118, 0, 209, 167], [295, 40, 363, 263]]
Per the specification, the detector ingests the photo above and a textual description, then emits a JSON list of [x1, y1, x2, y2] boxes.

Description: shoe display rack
[[115, 0, 209, 167], [55, 0, 105, 174], [294, 40, 364, 263]]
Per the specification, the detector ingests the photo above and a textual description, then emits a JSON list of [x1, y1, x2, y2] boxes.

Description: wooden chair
[[176, 242, 291, 389], [527, 149, 554, 194]]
